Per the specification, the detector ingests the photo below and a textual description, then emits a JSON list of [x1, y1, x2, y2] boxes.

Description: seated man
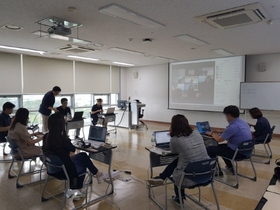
[[57, 98, 82, 139], [206, 105, 252, 176], [0, 102, 15, 145]]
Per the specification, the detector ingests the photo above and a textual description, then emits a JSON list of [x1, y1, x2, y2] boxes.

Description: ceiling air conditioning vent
[[59, 44, 97, 53], [195, 3, 269, 29]]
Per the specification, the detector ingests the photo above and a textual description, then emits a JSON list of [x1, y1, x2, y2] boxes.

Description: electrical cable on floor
[[113, 108, 127, 127], [113, 146, 128, 170]]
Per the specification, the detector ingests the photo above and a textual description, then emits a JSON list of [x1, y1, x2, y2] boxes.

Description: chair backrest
[[236, 140, 255, 159], [183, 158, 217, 184], [5, 137, 19, 155], [44, 154, 64, 174]]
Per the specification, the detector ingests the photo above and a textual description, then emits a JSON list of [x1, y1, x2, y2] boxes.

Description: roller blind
[[111, 66, 120, 93], [75, 62, 110, 93], [23, 55, 74, 94], [0, 52, 21, 94]]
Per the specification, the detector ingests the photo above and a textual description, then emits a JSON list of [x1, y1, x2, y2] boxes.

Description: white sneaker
[[66, 189, 85, 200], [97, 172, 109, 184]]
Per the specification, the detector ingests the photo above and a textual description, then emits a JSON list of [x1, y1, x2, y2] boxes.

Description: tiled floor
[[0, 122, 278, 210]]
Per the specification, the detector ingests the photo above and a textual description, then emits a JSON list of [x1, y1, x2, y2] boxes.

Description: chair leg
[[211, 182, 220, 210], [41, 175, 50, 202], [198, 187, 201, 202], [178, 186, 184, 210], [8, 158, 16, 179], [165, 180, 168, 210], [267, 143, 272, 158], [16, 160, 25, 188], [61, 181, 68, 210], [215, 160, 239, 188]]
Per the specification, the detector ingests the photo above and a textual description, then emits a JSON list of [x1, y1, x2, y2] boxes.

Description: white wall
[[123, 54, 280, 133]]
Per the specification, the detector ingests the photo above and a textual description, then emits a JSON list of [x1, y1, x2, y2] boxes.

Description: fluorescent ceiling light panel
[[0, 45, 45, 54], [109, 47, 144, 55], [211, 49, 234, 56], [99, 4, 164, 29], [154, 56, 176, 62], [175, 34, 209, 46], [67, 55, 99, 61], [112, 62, 135, 66]]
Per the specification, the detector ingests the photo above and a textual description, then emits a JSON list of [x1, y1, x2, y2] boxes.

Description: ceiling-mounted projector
[[48, 25, 71, 36]]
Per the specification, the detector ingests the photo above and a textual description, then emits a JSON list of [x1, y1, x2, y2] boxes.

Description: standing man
[[39, 86, 61, 132], [0, 102, 15, 145], [91, 98, 103, 126], [57, 98, 82, 139], [206, 105, 252, 176]]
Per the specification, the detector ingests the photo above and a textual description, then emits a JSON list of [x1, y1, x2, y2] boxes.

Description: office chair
[[138, 108, 148, 130], [6, 137, 45, 188], [252, 125, 275, 164], [215, 140, 257, 189]]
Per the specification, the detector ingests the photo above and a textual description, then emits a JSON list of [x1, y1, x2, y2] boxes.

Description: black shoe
[[171, 196, 185, 206], [215, 170, 224, 177]]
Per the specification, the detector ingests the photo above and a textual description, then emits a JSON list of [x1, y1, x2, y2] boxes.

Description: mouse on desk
[[78, 140, 91, 148], [92, 144, 100, 149]]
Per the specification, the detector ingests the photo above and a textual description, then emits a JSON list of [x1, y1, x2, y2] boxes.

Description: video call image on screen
[[169, 56, 245, 112]]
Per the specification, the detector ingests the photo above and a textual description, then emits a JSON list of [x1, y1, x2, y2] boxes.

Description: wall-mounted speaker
[[134, 72, 138, 79], [258, 62, 266, 72]]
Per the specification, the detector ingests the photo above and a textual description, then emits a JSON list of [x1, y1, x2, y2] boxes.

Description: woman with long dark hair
[[147, 114, 209, 205], [8, 108, 42, 157], [42, 113, 107, 200], [248, 107, 271, 143]]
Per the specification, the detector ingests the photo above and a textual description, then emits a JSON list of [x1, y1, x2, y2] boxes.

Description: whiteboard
[[240, 82, 280, 110]]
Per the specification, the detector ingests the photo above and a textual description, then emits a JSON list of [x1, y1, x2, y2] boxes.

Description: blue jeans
[[71, 153, 98, 188]]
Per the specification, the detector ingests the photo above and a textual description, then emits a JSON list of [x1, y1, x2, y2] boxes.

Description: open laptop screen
[[154, 131, 171, 145], [196, 121, 211, 134], [88, 126, 107, 142]]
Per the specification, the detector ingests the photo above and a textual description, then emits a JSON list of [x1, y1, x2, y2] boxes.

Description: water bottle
[[151, 133, 156, 147]]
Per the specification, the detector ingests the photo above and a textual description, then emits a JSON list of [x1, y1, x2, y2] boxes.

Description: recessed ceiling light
[[67, 55, 99, 61], [0, 45, 45, 54], [99, 4, 164, 29], [112, 61, 135, 66], [2, 24, 23, 31], [109, 47, 144, 55], [94, 43, 105, 47], [174, 34, 209, 46], [211, 49, 234, 56]]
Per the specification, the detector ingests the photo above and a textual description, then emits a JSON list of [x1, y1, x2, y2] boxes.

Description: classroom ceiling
[[1, 0, 280, 67]]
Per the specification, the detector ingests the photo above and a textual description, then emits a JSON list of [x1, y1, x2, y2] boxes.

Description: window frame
[[0, 95, 21, 112]]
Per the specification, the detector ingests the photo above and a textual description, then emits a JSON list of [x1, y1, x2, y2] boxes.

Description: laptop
[[68, 111, 84, 122], [104, 107, 115, 115], [87, 126, 107, 146], [196, 121, 212, 137], [154, 130, 171, 151]]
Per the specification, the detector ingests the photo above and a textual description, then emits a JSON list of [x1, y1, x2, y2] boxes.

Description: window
[[110, 94, 119, 105], [54, 95, 72, 108], [75, 108, 92, 118], [94, 95, 109, 104], [28, 112, 42, 124], [0, 96, 20, 111], [75, 94, 92, 108], [23, 95, 43, 111]]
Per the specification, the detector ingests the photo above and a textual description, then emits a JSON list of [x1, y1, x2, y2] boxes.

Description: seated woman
[[8, 108, 42, 157], [147, 114, 209, 205], [248, 107, 271, 144], [42, 113, 108, 200]]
